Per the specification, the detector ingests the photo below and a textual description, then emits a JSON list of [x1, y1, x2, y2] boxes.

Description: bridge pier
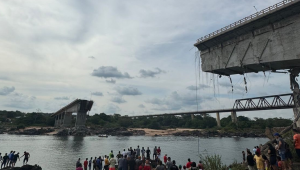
[[231, 111, 237, 123], [63, 112, 72, 127], [76, 111, 87, 129], [216, 112, 221, 127], [191, 114, 194, 120]]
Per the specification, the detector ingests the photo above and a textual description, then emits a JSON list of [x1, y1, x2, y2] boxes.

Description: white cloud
[[92, 92, 103, 96], [115, 86, 142, 96]]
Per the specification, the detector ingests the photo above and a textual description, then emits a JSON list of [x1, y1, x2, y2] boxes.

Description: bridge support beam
[[191, 114, 194, 120], [76, 111, 87, 129], [216, 112, 221, 127], [231, 111, 237, 123]]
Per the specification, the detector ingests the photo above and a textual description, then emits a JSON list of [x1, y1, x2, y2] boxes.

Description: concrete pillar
[[191, 114, 194, 120], [63, 112, 72, 127], [54, 115, 58, 127], [76, 111, 87, 129], [216, 112, 221, 127], [231, 111, 237, 123]]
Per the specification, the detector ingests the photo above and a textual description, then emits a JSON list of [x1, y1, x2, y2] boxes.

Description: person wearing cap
[[170, 160, 179, 170], [293, 128, 300, 157], [274, 133, 287, 169]]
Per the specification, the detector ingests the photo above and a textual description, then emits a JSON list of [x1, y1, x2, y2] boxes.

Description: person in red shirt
[[76, 163, 84, 170], [186, 158, 192, 170], [83, 158, 88, 170], [293, 128, 300, 157], [256, 146, 261, 155], [144, 160, 151, 170], [139, 163, 144, 170], [163, 154, 167, 165]]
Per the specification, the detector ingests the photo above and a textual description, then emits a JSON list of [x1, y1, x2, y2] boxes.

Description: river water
[[0, 135, 269, 170]]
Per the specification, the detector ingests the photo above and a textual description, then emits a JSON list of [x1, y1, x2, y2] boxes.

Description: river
[[0, 135, 269, 170]]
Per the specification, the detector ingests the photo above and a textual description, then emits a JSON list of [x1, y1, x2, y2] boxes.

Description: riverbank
[[0, 125, 268, 137]]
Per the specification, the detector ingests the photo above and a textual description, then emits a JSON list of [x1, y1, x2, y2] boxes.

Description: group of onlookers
[[242, 129, 300, 170], [75, 146, 205, 170], [0, 151, 30, 169]]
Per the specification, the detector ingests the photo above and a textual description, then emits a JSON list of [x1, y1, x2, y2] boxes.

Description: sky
[[0, 0, 296, 119]]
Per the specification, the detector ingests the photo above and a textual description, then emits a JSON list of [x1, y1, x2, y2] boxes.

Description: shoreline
[[0, 126, 267, 138]]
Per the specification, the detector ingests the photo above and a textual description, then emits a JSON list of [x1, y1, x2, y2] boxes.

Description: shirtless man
[[20, 151, 30, 165]]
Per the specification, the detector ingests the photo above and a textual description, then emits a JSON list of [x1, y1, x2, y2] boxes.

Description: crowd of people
[[75, 146, 204, 170], [0, 151, 30, 169], [241, 130, 300, 170]]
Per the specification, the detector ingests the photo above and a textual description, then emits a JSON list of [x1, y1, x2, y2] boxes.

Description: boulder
[[2, 164, 42, 170]]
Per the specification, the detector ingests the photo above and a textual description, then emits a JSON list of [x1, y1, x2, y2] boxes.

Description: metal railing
[[196, 0, 298, 43]]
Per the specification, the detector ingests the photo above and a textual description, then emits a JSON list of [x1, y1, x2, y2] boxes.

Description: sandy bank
[[128, 128, 202, 136]]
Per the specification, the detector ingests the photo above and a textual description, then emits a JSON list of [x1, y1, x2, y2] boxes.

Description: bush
[[17, 125, 25, 129], [199, 154, 227, 170]]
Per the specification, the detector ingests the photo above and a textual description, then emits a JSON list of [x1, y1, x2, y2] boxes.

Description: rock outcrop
[[2, 164, 42, 170]]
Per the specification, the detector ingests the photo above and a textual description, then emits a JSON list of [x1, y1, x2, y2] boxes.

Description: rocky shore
[[0, 125, 268, 137]]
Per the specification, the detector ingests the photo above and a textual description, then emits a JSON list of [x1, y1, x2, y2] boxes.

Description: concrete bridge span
[[51, 99, 93, 128]]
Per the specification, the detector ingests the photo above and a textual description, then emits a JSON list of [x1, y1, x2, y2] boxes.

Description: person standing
[[12, 152, 20, 167], [128, 156, 136, 170], [157, 147, 161, 159], [76, 158, 81, 168], [104, 155, 110, 170], [136, 146, 141, 158], [84, 158, 88, 170], [253, 151, 264, 170], [89, 157, 93, 170], [274, 133, 287, 169], [293, 129, 300, 157], [0, 153, 2, 164], [117, 151, 122, 164], [146, 147, 151, 159], [153, 146, 157, 160], [252, 147, 257, 155], [77, 163, 84, 170], [109, 154, 117, 170], [109, 151, 114, 160], [246, 151, 255, 170], [118, 155, 124, 170], [122, 149, 127, 157], [1, 153, 8, 169], [267, 143, 278, 170], [166, 157, 172, 170], [242, 151, 245, 163], [122, 155, 128, 170], [163, 154, 167, 165], [141, 147, 145, 158], [170, 160, 179, 170], [93, 157, 97, 170], [197, 161, 204, 170], [186, 159, 192, 170], [20, 151, 30, 165], [156, 161, 165, 170]]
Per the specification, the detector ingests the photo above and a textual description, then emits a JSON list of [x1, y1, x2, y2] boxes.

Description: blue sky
[[0, 0, 295, 119]]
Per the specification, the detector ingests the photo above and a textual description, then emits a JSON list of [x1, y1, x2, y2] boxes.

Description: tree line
[[0, 110, 292, 130]]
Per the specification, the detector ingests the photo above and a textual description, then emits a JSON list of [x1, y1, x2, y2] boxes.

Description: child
[[262, 155, 270, 170], [277, 156, 284, 170]]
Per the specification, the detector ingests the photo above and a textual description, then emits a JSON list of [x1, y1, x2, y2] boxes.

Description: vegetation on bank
[[0, 110, 292, 131]]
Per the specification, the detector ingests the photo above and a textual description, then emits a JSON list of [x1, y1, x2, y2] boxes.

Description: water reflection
[[71, 136, 84, 152]]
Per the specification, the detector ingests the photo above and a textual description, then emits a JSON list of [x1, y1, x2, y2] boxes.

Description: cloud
[[146, 91, 212, 111], [116, 87, 142, 96], [88, 56, 95, 59], [54, 96, 69, 100], [102, 103, 121, 114], [138, 104, 145, 108], [91, 66, 132, 79], [106, 79, 116, 84], [111, 96, 126, 104], [139, 68, 166, 78], [5, 93, 36, 109], [0, 86, 15, 95], [91, 92, 103, 96], [187, 84, 210, 90]]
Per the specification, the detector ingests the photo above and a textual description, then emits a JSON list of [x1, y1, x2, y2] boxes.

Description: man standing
[[12, 152, 20, 167], [146, 147, 151, 159], [141, 147, 145, 158], [166, 157, 172, 170], [293, 129, 300, 157], [118, 155, 124, 170], [136, 146, 141, 158], [76, 158, 81, 168], [1, 153, 8, 169], [104, 155, 110, 170], [84, 158, 88, 170], [109, 151, 114, 160], [186, 159, 192, 170], [153, 146, 157, 159], [274, 133, 287, 169], [170, 160, 179, 170], [20, 151, 30, 165], [157, 147, 161, 159], [122, 149, 127, 157], [89, 157, 93, 170]]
